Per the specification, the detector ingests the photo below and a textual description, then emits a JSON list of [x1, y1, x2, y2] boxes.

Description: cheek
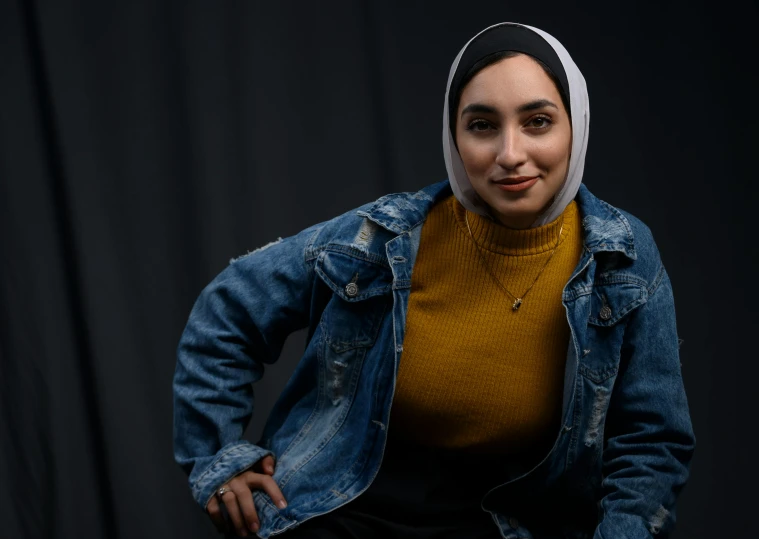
[[459, 141, 494, 176], [533, 138, 571, 171]]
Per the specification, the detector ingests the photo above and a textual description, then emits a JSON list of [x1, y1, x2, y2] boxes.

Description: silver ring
[[217, 486, 232, 498]]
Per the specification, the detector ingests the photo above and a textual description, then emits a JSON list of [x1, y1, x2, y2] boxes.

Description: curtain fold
[[0, 1, 754, 538]]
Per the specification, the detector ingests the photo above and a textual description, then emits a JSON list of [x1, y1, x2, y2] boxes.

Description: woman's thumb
[[260, 455, 276, 475]]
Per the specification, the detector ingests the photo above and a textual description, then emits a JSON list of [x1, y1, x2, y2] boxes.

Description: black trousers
[[278, 438, 507, 539]]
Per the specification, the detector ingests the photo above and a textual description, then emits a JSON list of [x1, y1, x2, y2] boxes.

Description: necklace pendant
[[512, 298, 523, 311]]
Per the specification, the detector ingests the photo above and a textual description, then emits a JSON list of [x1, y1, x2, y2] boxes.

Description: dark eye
[[466, 120, 492, 132], [528, 115, 553, 129]]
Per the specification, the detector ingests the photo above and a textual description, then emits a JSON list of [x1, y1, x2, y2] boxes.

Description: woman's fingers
[[207, 468, 287, 537], [219, 488, 248, 537], [247, 472, 287, 510], [206, 497, 228, 533], [229, 479, 261, 535], [252, 455, 276, 475]]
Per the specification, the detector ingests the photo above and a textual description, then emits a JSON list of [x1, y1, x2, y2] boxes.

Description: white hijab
[[442, 22, 590, 227]]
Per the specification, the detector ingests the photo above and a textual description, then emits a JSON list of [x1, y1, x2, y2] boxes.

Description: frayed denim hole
[[584, 386, 610, 448], [648, 505, 669, 535], [229, 237, 283, 263], [329, 360, 348, 406]]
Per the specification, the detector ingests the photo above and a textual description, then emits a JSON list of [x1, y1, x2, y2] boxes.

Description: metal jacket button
[[599, 305, 612, 320], [345, 282, 359, 297]]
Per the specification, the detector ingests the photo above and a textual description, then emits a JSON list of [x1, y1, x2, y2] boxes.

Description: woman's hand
[[206, 455, 288, 537]]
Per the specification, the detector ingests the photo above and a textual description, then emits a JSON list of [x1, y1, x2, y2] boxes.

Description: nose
[[494, 127, 528, 170]]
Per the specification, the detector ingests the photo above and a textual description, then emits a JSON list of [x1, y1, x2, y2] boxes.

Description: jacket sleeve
[[173, 222, 324, 510], [594, 266, 696, 539]]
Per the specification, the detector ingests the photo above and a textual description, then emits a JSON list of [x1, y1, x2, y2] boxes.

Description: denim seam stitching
[[275, 322, 327, 474], [251, 492, 296, 529], [295, 346, 375, 514], [647, 263, 667, 297], [588, 289, 647, 326], [314, 259, 393, 303], [578, 364, 619, 384], [594, 273, 648, 287], [566, 374, 584, 469], [322, 243, 391, 267], [278, 318, 360, 488], [278, 389, 354, 489], [308, 302, 389, 506], [328, 299, 387, 353], [304, 223, 327, 264], [192, 441, 250, 489], [194, 443, 269, 507]]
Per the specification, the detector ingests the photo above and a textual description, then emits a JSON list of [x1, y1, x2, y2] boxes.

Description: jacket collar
[[574, 184, 636, 260], [356, 181, 451, 235], [358, 180, 636, 260]]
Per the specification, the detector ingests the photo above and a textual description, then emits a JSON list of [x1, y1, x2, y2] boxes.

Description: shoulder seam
[[305, 222, 328, 264], [647, 263, 667, 298]]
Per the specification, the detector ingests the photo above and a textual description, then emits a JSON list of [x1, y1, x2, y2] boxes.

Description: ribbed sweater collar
[[451, 196, 575, 256]]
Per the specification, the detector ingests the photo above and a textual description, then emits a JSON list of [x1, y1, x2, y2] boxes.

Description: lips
[[493, 176, 537, 185], [493, 176, 539, 192]]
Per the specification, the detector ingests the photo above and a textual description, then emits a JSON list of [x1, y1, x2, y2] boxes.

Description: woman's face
[[455, 53, 573, 229]]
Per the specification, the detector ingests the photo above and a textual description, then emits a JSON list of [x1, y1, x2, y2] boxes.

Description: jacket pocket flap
[[588, 282, 647, 326], [315, 249, 393, 302]]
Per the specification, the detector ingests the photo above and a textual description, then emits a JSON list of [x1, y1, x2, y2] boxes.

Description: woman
[[174, 22, 695, 539]]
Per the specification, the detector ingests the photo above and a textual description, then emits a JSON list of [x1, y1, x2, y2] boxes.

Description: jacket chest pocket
[[580, 280, 648, 378], [314, 249, 392, 404], [569, 280, 648, 475]]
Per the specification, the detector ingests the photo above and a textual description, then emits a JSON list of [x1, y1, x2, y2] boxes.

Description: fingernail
[[252, 522, 259, 532], [277, 499, 287, 509]]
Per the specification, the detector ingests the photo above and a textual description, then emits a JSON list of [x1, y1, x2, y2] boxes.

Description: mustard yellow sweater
[[389, 195, 582, 458]]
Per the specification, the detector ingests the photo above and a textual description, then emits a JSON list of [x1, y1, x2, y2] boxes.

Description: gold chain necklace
[[465, 212, 564, 311]]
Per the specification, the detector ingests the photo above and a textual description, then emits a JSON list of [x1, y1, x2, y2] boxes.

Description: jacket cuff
[[190, 442, 274, 509]]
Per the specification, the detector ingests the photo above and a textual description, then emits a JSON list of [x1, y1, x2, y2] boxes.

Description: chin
[[485, 196, 552, 228], [490, 197, 544, 215]]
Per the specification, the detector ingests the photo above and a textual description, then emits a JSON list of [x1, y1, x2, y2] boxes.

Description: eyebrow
[[460, 99, 559, 117]]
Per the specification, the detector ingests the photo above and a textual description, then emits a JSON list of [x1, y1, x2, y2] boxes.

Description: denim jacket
[[174, 180, 695, 539]]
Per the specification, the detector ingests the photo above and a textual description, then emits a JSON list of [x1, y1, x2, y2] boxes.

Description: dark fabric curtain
[[1, 1, 757, 538]]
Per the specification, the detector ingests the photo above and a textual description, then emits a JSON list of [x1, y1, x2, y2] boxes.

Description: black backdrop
[[2, 1, 757, 538]]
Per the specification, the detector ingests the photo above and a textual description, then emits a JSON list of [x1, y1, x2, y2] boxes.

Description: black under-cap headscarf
[[448, 24, 571, 133]]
